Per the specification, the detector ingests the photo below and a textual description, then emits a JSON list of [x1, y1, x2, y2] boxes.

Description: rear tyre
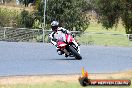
[[69, 46, 82, 60]]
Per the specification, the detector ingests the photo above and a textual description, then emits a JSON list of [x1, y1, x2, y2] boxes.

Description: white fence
[[0, 27, 80, 42], [77, 32, 132, 46], [82, 32, 132, 41], [0, 27, 132, 46]]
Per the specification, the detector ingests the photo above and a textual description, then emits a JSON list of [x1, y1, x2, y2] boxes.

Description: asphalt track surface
[[0, 42, 132, 76]]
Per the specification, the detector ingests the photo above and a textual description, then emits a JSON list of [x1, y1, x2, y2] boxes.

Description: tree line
[[0, 0, 131, 34], [93, 0, 132, 34], [0, 0, 35, 7]]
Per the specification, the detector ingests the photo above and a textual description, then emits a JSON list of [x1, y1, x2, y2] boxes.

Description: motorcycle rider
[[49, 21, 71, 56]]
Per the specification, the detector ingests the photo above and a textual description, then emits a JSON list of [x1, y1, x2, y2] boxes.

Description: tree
[[18, 10, 34, 28], [18, 0, 34, 6], [95, 0, 132, 34], [23, 0, 29, 7], [0, 8, 19, 27], [0, 0, 13, 4], [35, 0, 90, 32]]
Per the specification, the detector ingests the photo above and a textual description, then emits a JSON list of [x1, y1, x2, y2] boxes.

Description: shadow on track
[[49, 58, 77, 60]]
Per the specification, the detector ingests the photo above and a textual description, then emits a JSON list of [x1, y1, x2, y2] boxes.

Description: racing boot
[[65, 54, 68, 58]]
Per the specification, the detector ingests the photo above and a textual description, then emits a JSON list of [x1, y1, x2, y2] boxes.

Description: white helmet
[[51, 21, 59, 31], [51, 21, 59, 26]]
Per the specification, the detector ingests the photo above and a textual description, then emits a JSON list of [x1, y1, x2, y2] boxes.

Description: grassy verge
[[0, 71, 132, 88], [0, 80, 131, 88], [76, 34, 131, 46], [86, 23, 126, 34], [76, 23, 132, 47]]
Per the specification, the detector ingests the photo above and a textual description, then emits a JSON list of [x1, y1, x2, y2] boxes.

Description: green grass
[[0, 80, 131, 88], [76, 34, 130, 46], [77, 23, 132, 47], [86, 23, 126, 34]]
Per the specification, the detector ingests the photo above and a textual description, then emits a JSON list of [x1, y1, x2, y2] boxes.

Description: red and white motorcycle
[[51, 31, 82, 60]]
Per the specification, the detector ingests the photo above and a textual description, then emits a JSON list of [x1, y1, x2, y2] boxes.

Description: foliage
[[18, 10, 35, 28], [35, 0, 90, 31], [0, 8, 35, 28], [0, 8, 19, 27], [16, 0, 35, 6], [34, 0, 41, 10], [0, 0, 12, 3], [95, 0, 132, 34]]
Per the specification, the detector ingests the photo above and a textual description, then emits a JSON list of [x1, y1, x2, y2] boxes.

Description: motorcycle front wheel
[[69, 46, 82, 60]]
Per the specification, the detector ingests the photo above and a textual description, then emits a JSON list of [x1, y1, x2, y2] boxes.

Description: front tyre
[[69, 46, 82, 60]]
